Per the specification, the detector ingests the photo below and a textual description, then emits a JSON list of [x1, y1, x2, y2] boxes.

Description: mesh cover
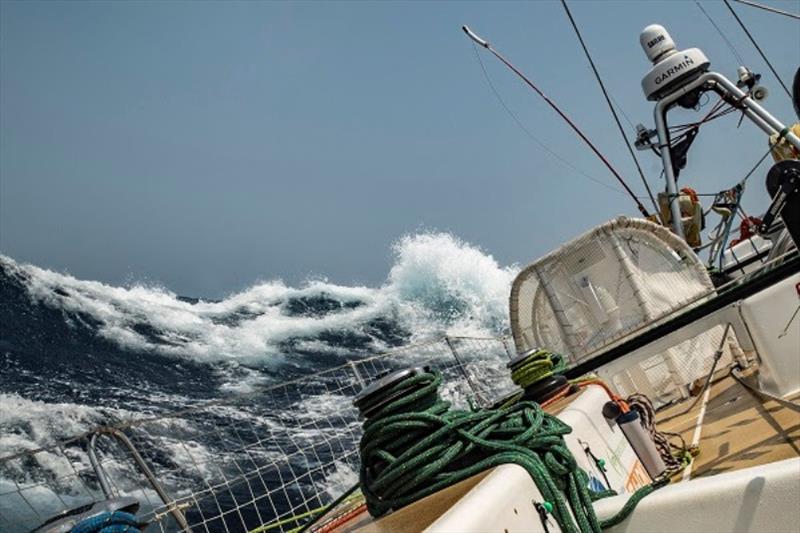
[[510, 217, 731, 402]]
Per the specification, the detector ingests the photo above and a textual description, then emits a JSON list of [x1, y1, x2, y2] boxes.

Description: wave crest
[[1, 232, 516, 366]]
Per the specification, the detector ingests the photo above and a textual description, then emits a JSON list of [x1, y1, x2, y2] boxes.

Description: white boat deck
[[331, 374, 800, 532]]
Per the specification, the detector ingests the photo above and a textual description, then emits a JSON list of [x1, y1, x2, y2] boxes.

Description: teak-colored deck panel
[[657, 375, 800, 477], [341, 470, 492, 533]]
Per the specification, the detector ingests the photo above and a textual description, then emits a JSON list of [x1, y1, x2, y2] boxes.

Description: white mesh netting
[[0, 336, 516, 533], [510, 217, 733, 403]]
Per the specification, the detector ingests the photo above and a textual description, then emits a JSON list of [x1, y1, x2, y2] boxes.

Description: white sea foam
[[1, 232, 516, 366], [321, 460, 359, 499], [0, 393, 121, 460], [1, 232, 518, 529], [0, 393, 229, 530], [0, 394, 125, 529], [388, 233, 514, 329]]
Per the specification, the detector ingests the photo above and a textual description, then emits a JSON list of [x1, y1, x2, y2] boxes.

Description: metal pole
[[444, 337, 487, 406], [708, 72, 800, 148], [87, 433, 115, 499], [463, 25, 652, 217], [90, 427, 191, 531], [654, 99, 685, 237], [652, 70, 800, 238]]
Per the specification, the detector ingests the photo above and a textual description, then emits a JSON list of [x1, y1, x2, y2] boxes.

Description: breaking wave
[[0, 230, 516, 446], [1, 232, 514, 367], [0, 232, 520, 531]]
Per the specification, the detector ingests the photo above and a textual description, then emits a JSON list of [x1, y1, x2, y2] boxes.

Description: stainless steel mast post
[[641, 25, 800, 240], [653, 70, 800, 237]]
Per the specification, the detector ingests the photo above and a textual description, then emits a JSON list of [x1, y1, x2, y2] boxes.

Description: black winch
[[353, 366, 431, 419]]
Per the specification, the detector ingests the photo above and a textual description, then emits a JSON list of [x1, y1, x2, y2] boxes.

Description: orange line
[[575, 379, 630, 412], [315, 503, 368, 533]]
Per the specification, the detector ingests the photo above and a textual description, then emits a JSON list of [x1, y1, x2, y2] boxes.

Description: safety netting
[[0, 336, 516, 533], [510, 217, 733, 403]]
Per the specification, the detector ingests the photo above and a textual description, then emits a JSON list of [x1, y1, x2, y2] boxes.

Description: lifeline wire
[[561, 0, 661, 221], [723, 0, 794, 100]]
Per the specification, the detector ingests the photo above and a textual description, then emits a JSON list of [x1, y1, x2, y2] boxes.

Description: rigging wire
[[723, 0, 794, 100], [560, 0, 662, 222], [669, 97, 739, 139], [701, 145, 772, 265], [694, 0, 746, 66], [608, 94, 637, 130], [463, 26, 652, 218], [731, 0, 800, 21], [740, 145, 775, 185], [469, 42, 628, 196]]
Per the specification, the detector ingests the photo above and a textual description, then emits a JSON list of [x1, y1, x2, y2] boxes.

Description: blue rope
[[71, 511, 141, 533]]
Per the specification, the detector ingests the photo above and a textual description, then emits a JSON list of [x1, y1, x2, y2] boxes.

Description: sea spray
[[0, 231, 519, 531], [1, 232, 516, 366]]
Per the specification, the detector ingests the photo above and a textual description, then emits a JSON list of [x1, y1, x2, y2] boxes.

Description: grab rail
[[87, 427, 191, 531]]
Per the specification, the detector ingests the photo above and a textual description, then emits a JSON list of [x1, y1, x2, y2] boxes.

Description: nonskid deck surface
[[656, 375, 800, 478]]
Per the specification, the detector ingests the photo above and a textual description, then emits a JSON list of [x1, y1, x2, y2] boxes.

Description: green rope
[[598, 477, 668, 529], [511, 349, 568, 388], [358, 369, 664, 532]]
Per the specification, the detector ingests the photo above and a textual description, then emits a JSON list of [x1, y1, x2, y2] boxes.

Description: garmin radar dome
[[640, 24, 710, 101]]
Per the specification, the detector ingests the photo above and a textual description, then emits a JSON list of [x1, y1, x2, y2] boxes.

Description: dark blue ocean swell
[[0, 234, 514, 531], [0, 260, 412, 412], [0, 260, 411, 532]]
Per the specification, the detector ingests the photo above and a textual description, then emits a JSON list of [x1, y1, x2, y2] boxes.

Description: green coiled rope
[[358, 369, 664, 532], [510, 349, 568, 388]]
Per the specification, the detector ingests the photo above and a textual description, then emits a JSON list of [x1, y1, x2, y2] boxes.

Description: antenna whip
[[723, 0, 793, 100], [462, 25, 652, 218], [731, 0, 800, 20]]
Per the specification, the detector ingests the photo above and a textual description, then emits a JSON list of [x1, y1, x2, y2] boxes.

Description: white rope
[[682, 383, 713, 481]]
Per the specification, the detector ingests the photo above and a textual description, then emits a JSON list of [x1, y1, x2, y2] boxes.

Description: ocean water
[[0, 232, 518, 531]]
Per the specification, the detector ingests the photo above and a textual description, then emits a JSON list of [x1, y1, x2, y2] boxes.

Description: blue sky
[[1, 0, 798, 297]]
